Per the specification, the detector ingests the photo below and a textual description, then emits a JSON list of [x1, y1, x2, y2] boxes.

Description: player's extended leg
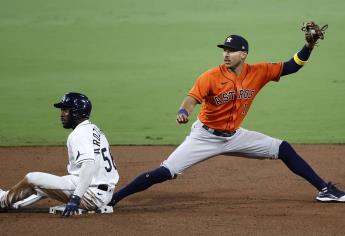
[[0, 172, 74, 208], [12, 194, 45, 209], [227, 128, 324, 189], [108, 166, 172, 206], [278, 141, 326, 190], [224, 127, 345, 202], [108, 120, 225, 206], [279, 141, 345, 202]]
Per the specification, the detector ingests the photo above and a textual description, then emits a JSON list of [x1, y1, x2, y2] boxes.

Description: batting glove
[[62, 194, 81, 217]]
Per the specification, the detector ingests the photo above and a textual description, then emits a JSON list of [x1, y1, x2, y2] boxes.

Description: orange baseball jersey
[[188, 63, 283, 132]]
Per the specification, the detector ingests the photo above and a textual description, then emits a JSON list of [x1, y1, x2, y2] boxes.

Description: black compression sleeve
[[281, 45, 313, 76], [297, 45, 313, 61], [281, 59, 302, 76]]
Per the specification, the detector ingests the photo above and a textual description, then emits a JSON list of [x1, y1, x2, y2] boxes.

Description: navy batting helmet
[[54, 92, 92, 119]]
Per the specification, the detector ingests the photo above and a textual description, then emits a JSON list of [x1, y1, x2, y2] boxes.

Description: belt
[[97, 184, 109, 191], [202, 125, 236, 137]]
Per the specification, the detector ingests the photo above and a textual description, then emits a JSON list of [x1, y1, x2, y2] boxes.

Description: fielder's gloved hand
[[301, 21, 328, 46], [62, 194, 81, 217]]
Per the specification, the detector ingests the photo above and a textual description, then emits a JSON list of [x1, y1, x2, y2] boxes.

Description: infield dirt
[[0, 145, 345, 236]]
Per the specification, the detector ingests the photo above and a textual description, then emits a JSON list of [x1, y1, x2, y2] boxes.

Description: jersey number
[[101, 147, 116, 172]]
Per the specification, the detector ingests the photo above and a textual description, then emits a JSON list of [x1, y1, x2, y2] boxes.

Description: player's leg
[[224, 128, 326, 189], [108, 120, 224, 206], [77, 186, 115, 210], [12, 194, 45, 209], [279, 141, 345, 202], [22, 173, 112, 210], [0, 172, 75, 208], [224, 128, 345, 201], [21, 173, 104, 209], [107, 166, 172, 206], [278, 141, 327, 190]]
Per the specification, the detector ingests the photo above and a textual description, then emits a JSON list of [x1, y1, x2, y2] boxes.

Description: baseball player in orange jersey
[[108, 31, 345, 206]]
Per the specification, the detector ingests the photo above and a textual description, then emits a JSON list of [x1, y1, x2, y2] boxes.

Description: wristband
[[293, 53, 307, 66], [293, 45, 312, 66], [178, 108, 189, 117]]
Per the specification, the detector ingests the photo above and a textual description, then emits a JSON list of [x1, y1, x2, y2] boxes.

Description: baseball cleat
[[316, 182, 345, 202]]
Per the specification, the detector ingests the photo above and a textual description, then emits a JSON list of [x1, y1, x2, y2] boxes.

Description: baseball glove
[[301, 21, 328, 45]]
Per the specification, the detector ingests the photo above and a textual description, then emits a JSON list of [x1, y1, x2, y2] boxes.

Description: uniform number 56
[[101, 147, 117, 172]]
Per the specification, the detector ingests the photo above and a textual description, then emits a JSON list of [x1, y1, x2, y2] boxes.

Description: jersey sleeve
[[188, 73, 210, 103], [265, 62, 283, 82], [69, 131, 95, 166]]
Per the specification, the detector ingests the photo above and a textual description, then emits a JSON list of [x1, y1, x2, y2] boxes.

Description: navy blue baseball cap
[[217, 35, 249, 52]]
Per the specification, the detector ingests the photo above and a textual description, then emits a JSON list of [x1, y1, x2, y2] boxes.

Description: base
[[49, 204, 113, 215]]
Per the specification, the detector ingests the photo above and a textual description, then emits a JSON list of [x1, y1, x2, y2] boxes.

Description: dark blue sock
[[108, 166, 172, 206], [279, 141, 326, 191]]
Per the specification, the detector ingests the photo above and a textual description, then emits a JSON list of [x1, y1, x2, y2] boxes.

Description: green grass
[[0, 0, 344, 145]]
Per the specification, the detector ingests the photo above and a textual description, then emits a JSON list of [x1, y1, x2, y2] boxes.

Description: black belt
[[97, 184, 109, 191], [202, 125, 236, 137]]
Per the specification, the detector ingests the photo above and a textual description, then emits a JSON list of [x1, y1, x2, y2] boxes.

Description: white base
[[49, 205, 113, 215]]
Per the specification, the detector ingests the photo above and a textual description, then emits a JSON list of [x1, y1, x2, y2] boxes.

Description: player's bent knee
[[25, 172, 44, 185], [160, 164, 178, 179], [267, 138, 283, 160], [150, 166, 174, 182], [278, 141, 296, 161]]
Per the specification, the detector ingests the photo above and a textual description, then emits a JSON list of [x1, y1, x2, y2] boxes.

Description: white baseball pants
[[2, 173, 114, 210], [162, 119, 282, 177]]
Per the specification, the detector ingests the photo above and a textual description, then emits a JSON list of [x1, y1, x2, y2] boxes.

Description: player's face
[[223, 48, 247, 71], [60, 108, 74, 129]]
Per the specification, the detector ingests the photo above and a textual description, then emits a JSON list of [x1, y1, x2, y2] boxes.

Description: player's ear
[[240, 51, 248, 60]]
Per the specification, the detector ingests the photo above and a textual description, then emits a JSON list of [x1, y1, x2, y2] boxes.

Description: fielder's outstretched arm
[[281, 21, 327, 77], [281, 43, 314, 76], [176, 96, 198, 124]]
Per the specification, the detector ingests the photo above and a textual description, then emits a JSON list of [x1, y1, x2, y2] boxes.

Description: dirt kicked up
[[0, 145, 344, 236]]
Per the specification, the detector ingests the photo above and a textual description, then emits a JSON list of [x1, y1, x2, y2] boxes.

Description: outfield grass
[[0, 0, 344, 145]]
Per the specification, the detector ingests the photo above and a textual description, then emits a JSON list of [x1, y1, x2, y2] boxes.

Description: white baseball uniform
[[0, 120, 119, 210]]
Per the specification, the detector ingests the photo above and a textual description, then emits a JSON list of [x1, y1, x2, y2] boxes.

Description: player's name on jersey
[[93, 127, 102, 154], [214, 89, 255, 105]]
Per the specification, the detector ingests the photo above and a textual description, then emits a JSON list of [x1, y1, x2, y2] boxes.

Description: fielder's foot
[[316, 182, 345, 202]]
